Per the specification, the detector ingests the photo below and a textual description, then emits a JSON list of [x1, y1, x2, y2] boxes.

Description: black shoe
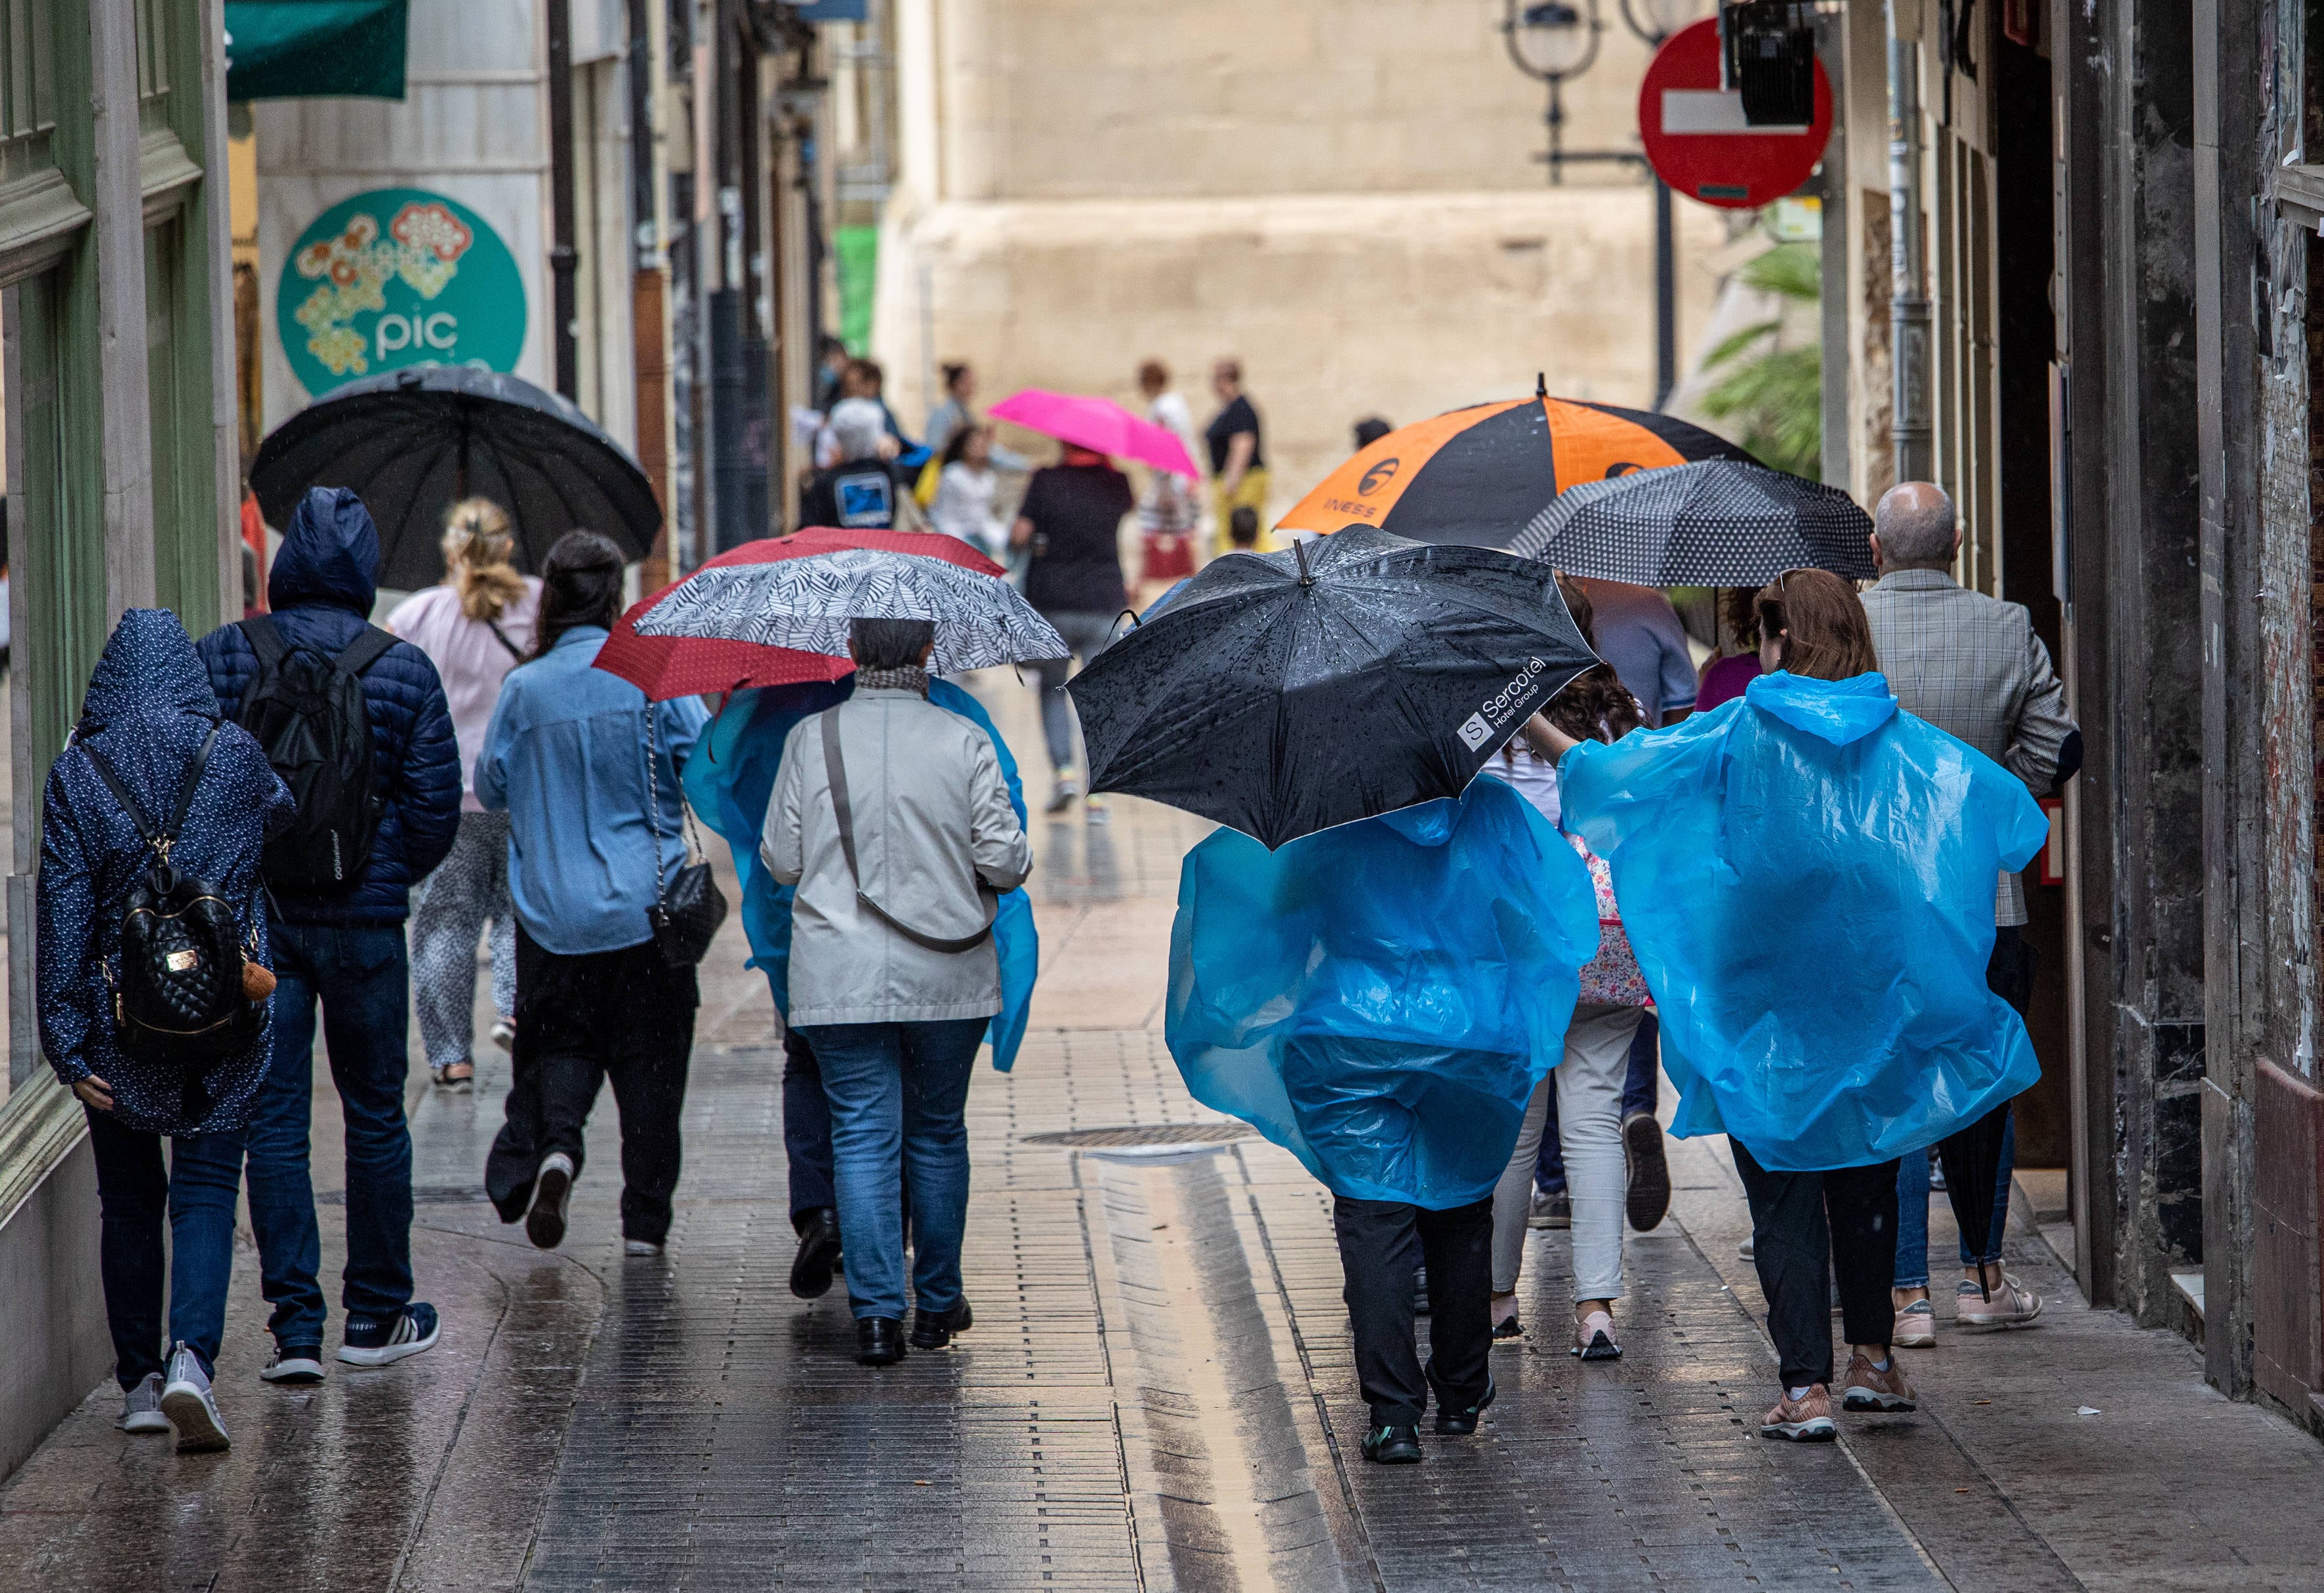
[[1623, 1111, 1671, 1232], [525, 1153, 573, 1251], [1429, 1369, 1497, 1435], [856, 1317, 907, 1366], [910, 1300, 973, 1350], [790, 1207, 842, 1300], [1412, 1264, 1431, 1316], [1360, 1423, 1423, 1464], [1491, 1314, 1524, 1341]]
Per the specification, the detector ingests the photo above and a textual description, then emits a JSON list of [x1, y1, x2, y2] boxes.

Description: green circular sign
[[277, 187, 526, 396]]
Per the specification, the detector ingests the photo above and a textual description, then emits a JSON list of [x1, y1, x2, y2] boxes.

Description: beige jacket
[[763, 688, 1032, 1026]]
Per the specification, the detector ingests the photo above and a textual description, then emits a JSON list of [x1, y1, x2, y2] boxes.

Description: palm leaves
[[1700, 242, 1823, 481]]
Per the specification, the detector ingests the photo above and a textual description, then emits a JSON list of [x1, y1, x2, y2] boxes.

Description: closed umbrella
[[1936, 1104, 2013, 1299], [633, 547, 1067, 675], [989, 389, 1202, 479], [250, 365, 659, 590], [1510, 457, 1875, 583], [595, 527, 1005, 701], [1275, 375, 1749, 548], [1065, 525, 1600, 848]]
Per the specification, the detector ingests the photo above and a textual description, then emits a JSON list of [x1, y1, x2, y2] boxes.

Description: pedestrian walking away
[[197, 485, 462, 1378], [1543, 568, 2047, 1439], [1012, 442, 1133, 818], [800, 399, 907, 531], [1487, 577, 1652, 1356], [764, 617, 1033, 1367], [1862, 481, 2080, 1344], [40, 610, 296, 1453], [479, 532, 710, 1256], [1136, 360, 1204, 579], [1204, 358, 1267, 558], [928, 424, 1009, 560], [387, 496, 542, 1088]]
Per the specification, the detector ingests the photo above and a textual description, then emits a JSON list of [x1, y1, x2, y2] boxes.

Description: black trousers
[[486, 925, 698, 1243], [1730, 1141, 1901, 1389], [1333, 1195, 1494, 1427]]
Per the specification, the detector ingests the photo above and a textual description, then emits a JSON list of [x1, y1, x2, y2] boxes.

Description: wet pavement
[[7, 670, 2324, 1589]]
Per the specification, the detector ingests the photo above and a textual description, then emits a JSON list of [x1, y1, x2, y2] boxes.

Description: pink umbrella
[[990, 388, 1202, 480]]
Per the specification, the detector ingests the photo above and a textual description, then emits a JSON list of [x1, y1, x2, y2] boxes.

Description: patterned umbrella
[[594, 528, 1005, 701], [1275, 375, 1751, 548], [1507, 459, 1875, 584], [634, 547, 1067, 675]]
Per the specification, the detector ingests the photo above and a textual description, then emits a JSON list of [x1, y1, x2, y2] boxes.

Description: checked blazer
[[1861, 568, 2080, 926]]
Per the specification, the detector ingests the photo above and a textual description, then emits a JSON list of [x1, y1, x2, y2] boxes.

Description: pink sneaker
[[1759, 1383, 1836, 1441], [1840, 1352, 1918, 1413]]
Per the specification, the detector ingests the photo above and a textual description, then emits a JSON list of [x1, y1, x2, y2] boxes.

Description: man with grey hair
[[799, 398, 903, 531], [1861, 480, 2081, 1345]]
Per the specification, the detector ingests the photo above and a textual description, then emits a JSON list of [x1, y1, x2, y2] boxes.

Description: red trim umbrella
[[594, 526, 1005, 701]]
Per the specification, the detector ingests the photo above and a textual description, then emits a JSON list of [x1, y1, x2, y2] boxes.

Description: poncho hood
[[1376, 797, 1459, 848], [1745, 669, 1898, 745]]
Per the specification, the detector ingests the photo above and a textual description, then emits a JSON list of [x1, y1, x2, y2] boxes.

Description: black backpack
[[234, 615, 394, 891], [84, 724, 264, 1079]]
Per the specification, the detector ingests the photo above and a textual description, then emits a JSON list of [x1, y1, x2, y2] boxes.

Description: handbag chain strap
[[642, 706, 703, 899]]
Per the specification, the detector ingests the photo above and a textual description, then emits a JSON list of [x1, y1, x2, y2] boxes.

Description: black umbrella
[[1065, 524, 1600, 849], [1936, 1102, 2012, 1298], [250, 365, 660, 590], [1507, 458, 1875, 585]]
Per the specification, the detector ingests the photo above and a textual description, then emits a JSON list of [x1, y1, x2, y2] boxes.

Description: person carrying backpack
[[39, 610, 295, 1452], [197, 486, 461, 1381]]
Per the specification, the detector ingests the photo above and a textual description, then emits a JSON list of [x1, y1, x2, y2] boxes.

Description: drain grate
[[1019, 1122, 1256, 1149]]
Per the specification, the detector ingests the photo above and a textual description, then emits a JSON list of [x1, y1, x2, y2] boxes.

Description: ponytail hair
[[443, 497, 527, 624], [529, 530, 626, 661]]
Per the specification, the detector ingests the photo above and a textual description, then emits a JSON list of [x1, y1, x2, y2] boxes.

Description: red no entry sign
[[1639, 18, 1832, 209]]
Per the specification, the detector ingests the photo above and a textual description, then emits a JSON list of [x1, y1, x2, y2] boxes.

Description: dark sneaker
[[117, 1373, 170, 1434], [526, 1152, 574, 1251], [338, 1303, 441, 1368], [260, 1344, 325, 1384], [910, 1300, 973, 1350], [1491, 1312, 1524, 1342], [1431, 1377, 1496, 1436], [1759, 1384, 1837, 1441], [1840, 1352, 1919, 1413], [1046, 777, 1080, 814], [1360, 1423, 1423, 1464], [1622, 1111, 1671, 1231], [1528, 1189, 1570, 1230], [160, 1344, 229, 1453], [790, 1207, 843, 1300]]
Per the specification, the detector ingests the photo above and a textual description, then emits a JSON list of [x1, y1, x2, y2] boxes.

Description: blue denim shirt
[[476, 627, 710, 956]]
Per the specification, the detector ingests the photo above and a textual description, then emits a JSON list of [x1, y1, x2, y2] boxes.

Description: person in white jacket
[[763, 617, 1032, 1367]]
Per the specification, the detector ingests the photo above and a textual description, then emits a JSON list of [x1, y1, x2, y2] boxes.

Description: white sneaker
[[1893, 1298, 1936, 1347], [491, 1018, 517, 1052], [260, 1343, 326, 1384], [1084, 793, 1111, 825], [117, 1372, 170, 1434], [1738, 1233, 1756, 1260], [624, 1237, 664, 1256], [159, 1344, 230, 1453], [1957, 1273, 2043, 1327]]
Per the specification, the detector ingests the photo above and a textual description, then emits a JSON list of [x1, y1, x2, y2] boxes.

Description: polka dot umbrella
[[1505, 458, 1875, 585]]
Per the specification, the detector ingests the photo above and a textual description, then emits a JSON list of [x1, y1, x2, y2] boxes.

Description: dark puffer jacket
[[197, 486, 462, 925], [39, 610, 296, 1135]]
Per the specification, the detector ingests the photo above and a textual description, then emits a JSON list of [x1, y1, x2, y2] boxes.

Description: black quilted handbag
[[642, 709, 726, 968], [85, 724, 265, 1066]]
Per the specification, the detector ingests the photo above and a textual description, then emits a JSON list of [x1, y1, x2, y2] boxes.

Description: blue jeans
[[85, 1107, 244, 1385], [1536, 1008, 1661, 1194], [797, 1017, 987, 1321], [246, 921, 416, 1347], [1895, 1110, 2015, 1287]]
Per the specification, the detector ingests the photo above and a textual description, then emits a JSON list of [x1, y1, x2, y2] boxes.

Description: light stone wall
[[873, 0, 1730, 522]]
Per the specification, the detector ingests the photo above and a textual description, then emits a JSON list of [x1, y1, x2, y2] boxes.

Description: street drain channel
[[1019, 1122, 1256, 1148]]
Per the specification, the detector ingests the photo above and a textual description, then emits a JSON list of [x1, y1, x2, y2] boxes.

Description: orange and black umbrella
[[1277, 377, 1750, 550]]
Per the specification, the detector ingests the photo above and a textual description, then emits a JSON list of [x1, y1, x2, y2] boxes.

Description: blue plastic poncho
[[1557, 670, 2050, 1172], [1166, 777, 1599, 1207], [683, 676, 1039, 1070]]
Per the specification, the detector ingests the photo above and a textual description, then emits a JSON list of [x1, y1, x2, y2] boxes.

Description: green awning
[[225, 0, 409, 102]]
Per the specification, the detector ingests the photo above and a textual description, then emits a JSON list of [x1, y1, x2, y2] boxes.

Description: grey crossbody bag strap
[[820, 709, 996, 955]]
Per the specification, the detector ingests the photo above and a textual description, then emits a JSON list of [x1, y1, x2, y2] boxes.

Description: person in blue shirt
[[477, 532, 710, 1255]]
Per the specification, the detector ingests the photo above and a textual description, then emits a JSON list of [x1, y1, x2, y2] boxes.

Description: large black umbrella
[[250, 365, 659, 591], [1936, 1103, 2013, 1298], [1507, 458, 1875, 584], [1065, 525, 1600, 849]]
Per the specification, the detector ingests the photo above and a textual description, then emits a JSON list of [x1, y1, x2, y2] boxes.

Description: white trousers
[[1489, 1003, 1645, 1301]]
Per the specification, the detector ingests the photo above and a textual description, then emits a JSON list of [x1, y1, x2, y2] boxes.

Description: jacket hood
[[1745, 669, 1898, 746], [268, 486, 380, 613], [78, 608, 218, 735]]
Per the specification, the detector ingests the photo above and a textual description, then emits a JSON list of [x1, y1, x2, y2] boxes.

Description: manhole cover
[[1019, 1122, 1257, 1149]]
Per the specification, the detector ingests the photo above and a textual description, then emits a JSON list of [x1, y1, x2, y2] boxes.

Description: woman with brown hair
[[1529, 565, 2053, 1443], [388, 498, 541, 1088]]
